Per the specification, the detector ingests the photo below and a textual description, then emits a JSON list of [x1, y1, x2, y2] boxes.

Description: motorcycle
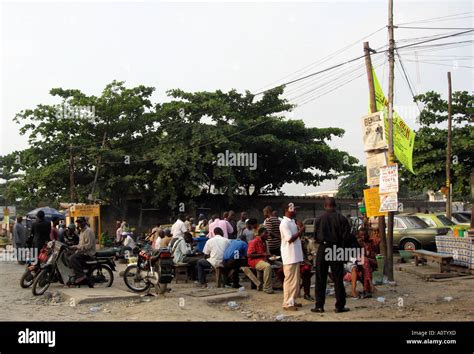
[[19, 242, 53, 288], [32, 241, 116, 296], [123, 246, 174, 294]]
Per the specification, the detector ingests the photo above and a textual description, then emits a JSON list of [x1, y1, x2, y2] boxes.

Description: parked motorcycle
[[31, 241, 116, 296], [19, 242, 53, 288], [123, 246, 174, 294]]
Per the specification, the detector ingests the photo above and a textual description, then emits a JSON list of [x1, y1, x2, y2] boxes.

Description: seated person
[[61, 223, 79, 246], [344, 228, 377, 299], [153, 230, 165, 250], [240, 218, 258, 242], [247, 227, 274, 294], [120, 232, 136, 257], [222, 238, 248, 288], [196, 227, 230, 288], [172, 232, 201, 280], [160, 229, 173, 248]]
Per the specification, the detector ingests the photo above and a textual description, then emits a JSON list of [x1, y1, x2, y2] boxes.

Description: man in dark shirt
[[30, 210, 52, 256], [312, 197, 351, 314]]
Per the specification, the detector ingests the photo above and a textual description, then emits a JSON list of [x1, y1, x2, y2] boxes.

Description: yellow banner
[[372, 68, 416, 174]]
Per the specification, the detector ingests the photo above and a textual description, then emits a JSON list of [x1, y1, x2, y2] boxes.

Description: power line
[[397, 26, 474, 30], [395, 49, 422, 114], [254, 30, 473, 97], [253, 26, 386, 93], [402, 59, 474, 69], [396, 12, 473, 26]]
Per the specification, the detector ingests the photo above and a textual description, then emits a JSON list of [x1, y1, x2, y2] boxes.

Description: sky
[[1, 0, 472, 195]]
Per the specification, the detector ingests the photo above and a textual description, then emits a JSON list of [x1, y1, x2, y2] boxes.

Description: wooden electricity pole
[[69, 144, 76, 202], [90, 132, 107, 202], [446, 72, 453, 219], [364, 41, 387, 261], [386, 0, 395, 281]]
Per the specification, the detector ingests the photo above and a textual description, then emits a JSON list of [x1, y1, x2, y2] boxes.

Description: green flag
[[371, 68, 416, 174]]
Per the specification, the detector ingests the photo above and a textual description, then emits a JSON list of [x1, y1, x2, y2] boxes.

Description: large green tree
[[1, 82, 357, 212], [401, 90, 473, 200]]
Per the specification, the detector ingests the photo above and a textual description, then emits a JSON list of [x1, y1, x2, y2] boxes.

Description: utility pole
[[364, 41, 387, 261], [446, 72, 452, 219], [90, 132, 107, 203], [69, 144, 76, 202], [386, 0, 395, 281]]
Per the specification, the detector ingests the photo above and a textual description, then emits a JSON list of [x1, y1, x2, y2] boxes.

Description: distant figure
[[31, 211, 51, 254]]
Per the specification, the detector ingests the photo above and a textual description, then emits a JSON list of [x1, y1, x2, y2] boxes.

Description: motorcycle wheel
[[20, 269, 35, 289], [123, 264, 150, 293], [89, 265, 114, 288], [32, 269, 51, 296], [158, 283, 168, 295]]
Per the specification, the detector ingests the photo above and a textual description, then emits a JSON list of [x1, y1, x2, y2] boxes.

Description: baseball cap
[[75, 216, 87, 224]]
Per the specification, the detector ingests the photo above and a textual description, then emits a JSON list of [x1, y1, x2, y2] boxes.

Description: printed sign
[[379, 164, 399, 194], [362, 111, 387, 151], [70, 204, 100, 217], [379, 193, 398, 212], [366, 151, 388, 186]]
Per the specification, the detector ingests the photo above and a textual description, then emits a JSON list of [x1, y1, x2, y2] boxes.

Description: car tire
[[400, 239, 421, 251]]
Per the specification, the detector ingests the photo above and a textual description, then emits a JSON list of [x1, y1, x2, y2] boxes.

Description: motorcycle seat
[[95, 248, 118, 258]]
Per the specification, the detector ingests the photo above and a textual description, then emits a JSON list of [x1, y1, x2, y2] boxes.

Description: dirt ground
[[1, 258, 473, 322]]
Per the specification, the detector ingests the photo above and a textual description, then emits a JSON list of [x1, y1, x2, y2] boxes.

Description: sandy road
[[1, 260, 473, 321]]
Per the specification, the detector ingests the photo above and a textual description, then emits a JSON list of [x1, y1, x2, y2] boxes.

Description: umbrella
[[27, 207, 65, 221]]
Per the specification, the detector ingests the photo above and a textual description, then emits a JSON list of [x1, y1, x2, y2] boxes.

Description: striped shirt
[[264, 216, 281, 251]]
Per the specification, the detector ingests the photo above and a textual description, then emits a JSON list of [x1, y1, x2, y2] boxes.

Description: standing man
[[208, 213, 233, 238], [170, 213, 188, 248], [312, 197, 351, 313], [31, 210, 51, 256], [279, 203, 305, 311], [69, 217, 96, 284], [227, 210, 238, 239], [236, 211, 248, 238], [263, 206, 281, 256], [13, 216, 27, 264]]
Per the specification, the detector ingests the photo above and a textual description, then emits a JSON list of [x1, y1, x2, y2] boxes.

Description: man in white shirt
[[170, 214, 188, 248], [279, 202, 305, 311], [196, 227, 230, 287], [208, 213, 234, 238]]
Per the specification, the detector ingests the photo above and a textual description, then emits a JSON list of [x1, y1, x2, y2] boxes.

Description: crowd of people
[[130, 197, 381, 313], [11, 196, 380, 312]]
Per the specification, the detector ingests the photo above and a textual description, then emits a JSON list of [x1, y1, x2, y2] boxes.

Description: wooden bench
[[241, 267, 262, 289], [413, 250, 453, 273], [174, 263, 189, 283]]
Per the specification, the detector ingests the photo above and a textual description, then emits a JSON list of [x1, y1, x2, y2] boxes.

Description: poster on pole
[[379, 163, 399, 194], [0, 206, 16, 218], [363, 187, 387, 217], [380, 193, 398, 212], [361, 111, 387, 151], [366, 151, 388, 186]]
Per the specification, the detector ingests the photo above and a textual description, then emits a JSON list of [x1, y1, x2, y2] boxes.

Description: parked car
[[413, 213, 468, 233], [390, 215, 449, 251], [302, 218, 316, 237], [451, 212, 471, 226]]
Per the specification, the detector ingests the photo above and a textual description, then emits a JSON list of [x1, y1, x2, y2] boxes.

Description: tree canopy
[[1, 81, 357, 212], [401, 90, 473, 200]]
